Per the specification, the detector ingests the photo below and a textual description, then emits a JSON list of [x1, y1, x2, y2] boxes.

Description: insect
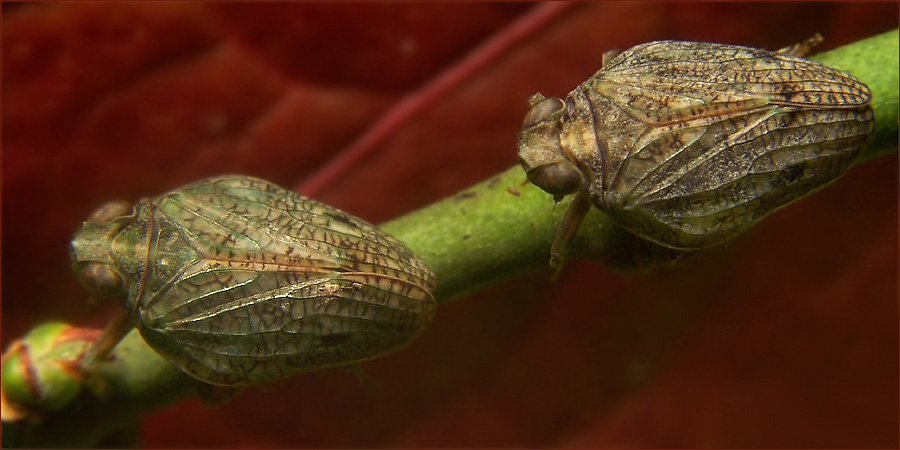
[[71, 175, 436, 386], [517, 35, 874, 271]]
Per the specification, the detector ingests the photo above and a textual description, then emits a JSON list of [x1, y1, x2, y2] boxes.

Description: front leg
[[549, 193, 592, 278]]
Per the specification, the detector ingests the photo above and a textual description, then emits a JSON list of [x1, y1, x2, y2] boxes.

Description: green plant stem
[[2, 29, 897, 448], [817, 30, 899, 161]]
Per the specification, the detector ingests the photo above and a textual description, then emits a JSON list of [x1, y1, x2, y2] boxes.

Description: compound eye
[[75, 262, 125, 299], [527, 161, 583, 201], [522, 96, 564, 128]]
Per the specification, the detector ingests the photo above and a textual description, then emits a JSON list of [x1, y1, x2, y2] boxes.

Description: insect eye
[[522, 96, 565, 128], [527, 161, 584, 201], [75, 262, 125, 299]]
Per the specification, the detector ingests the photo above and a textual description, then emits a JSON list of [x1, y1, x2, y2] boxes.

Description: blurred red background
[[2, 2, 897, 447]]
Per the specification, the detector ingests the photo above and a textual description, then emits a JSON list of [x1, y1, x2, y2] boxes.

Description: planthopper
[[71, 175, 436, 387], [517, 35, 874, 272]]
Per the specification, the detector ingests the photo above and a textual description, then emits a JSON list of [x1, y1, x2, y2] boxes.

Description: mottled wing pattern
[[134, 176, 435, 385], [585, 41, 873, 247]]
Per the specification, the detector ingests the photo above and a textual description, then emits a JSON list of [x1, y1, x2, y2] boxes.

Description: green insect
[[71, 175, 436, 386], [517, 35, 874, 271]]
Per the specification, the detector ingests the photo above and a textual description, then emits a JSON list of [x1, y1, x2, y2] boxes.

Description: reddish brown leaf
[[2, 2, 897, 447]]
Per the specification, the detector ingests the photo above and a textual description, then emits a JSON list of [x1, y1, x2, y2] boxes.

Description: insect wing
[[596, 41, 871, 112], [134, 176, 435, 386], [578, 41, 873, 248]]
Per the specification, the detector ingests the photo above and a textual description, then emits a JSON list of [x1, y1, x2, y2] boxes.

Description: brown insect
[[71, 175, 436, 386], [517, 35, 873, 271]]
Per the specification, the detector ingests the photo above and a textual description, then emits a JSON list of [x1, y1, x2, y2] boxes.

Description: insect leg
[[776, 33, 823, 57], [81, 312, 133, 369], [550, 192, 592, 278]]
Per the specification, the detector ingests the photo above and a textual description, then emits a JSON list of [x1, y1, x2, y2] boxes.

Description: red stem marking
[[294, 2, 577, 196]]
